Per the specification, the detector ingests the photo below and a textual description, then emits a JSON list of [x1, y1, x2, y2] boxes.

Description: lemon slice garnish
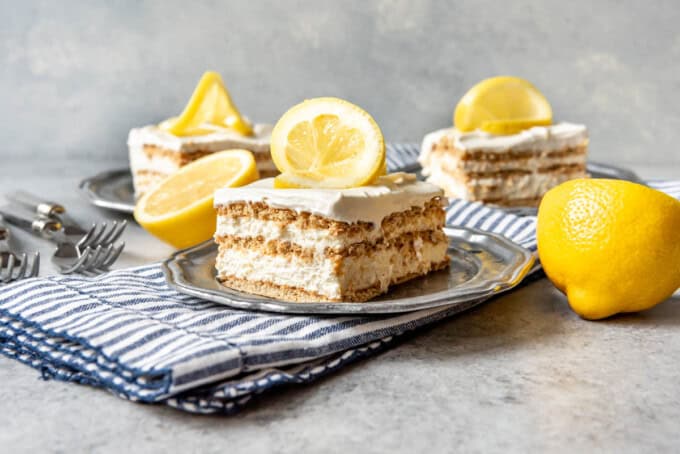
[[270, 97, 385, 189], [134, 149, 259, 248], [160, 71, 253, 137], [454, 76, 552, 134]]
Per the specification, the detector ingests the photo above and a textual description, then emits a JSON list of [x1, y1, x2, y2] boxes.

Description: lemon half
[[134, 149, 259, 248], [454, 76, 553, 135]]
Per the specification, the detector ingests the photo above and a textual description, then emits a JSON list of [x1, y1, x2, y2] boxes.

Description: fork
[[6, 190, 127, 251], [0, 207, 124, 275], [0, 217, 40, 283]]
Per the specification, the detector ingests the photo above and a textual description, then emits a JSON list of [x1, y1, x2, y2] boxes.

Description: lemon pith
[[537, 179, 680, 320], [160, 71, 253, 137], [454, 76, 553, 134], [134, 149, 259, 248], [270, 97, 385, 189]]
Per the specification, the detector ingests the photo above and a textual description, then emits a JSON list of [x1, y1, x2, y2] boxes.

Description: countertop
[[1, 159, 679, 453]]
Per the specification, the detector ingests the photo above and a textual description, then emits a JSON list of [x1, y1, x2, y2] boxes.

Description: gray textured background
[[2, 0, 679, 168]]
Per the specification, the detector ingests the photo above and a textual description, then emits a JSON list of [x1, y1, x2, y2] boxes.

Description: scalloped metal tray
[[161, 226, 535, 315]]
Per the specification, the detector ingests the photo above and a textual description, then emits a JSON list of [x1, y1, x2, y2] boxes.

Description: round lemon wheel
[[270, 97, 385, 189], [134, 149, 259, 248], [454, 76, 553, 134]]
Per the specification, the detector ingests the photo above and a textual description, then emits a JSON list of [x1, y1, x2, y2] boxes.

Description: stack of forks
[[0, 191, 127, 282]]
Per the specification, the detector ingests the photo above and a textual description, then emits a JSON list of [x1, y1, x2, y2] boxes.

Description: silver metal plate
[[79, 169, 135, 214], [161, 226, 535, 315], [78, 161, 644, 215]]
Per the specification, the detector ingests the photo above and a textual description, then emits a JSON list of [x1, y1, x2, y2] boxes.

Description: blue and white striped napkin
[[1, 144, 678, 414]]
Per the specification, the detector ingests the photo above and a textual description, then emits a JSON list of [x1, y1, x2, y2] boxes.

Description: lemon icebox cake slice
[[419, 123, 589, 207], [213, 173, 450, 303]]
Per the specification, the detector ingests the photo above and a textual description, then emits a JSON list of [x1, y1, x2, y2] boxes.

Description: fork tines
[[60, 243, 125, 275], [76, 220, 127, 252], [0, 252, 40, 284]]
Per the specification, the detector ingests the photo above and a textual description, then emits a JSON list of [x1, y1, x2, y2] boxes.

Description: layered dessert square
[[213, 173, 450, 303], [128, 123, 275, 197], [419, 123, 589, 206]]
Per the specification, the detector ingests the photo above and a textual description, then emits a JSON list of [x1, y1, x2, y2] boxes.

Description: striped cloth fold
[[1, 144, 678, 414]]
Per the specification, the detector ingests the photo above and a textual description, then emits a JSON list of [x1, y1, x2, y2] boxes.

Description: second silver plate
[[79, 169, 135, 214], [162, 226, 535, 315]]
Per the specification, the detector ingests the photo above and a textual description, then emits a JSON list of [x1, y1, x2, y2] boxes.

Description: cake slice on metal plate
[[212, 97, 450, 303], [213, 173, 449, 302]]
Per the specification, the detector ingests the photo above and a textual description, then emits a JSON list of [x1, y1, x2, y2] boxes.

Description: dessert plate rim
[[79, 168, 136, 214], [161, 226, 536, 315]]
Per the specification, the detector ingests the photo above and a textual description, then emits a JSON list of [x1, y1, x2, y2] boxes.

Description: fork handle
[[6, 191, 65, 217], [0, 206, 61, 237]]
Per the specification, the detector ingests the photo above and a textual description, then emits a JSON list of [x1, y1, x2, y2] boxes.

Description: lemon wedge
[[134, 149, 259, 248], [160, 71, 253, 137], [454, 76, 552, 134], [270, 97, 385, 189]]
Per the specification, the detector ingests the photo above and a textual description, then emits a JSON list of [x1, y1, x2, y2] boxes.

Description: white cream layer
[[128, 123, 272, 153], [216, 240, 448, 299], [216, 248, 343, 298], [214, 173, 445, 226], [420, 123, 588, 170]]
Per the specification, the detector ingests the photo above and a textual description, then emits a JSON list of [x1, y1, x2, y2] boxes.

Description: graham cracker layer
[[216, 198, 446, 238], [217, 259, 449, 303]]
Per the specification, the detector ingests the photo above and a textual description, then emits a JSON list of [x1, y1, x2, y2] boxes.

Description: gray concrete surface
[[0, 160, 679, 453], [2, 0, 680, 167]]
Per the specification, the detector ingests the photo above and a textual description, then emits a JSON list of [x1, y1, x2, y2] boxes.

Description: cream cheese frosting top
[[214, 173, 446, 226], [128, 123, 272, 153], [420, 122, 588, 164]]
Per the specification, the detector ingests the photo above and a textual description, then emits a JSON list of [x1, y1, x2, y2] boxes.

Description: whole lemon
[[537, 179, 680, 320]]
